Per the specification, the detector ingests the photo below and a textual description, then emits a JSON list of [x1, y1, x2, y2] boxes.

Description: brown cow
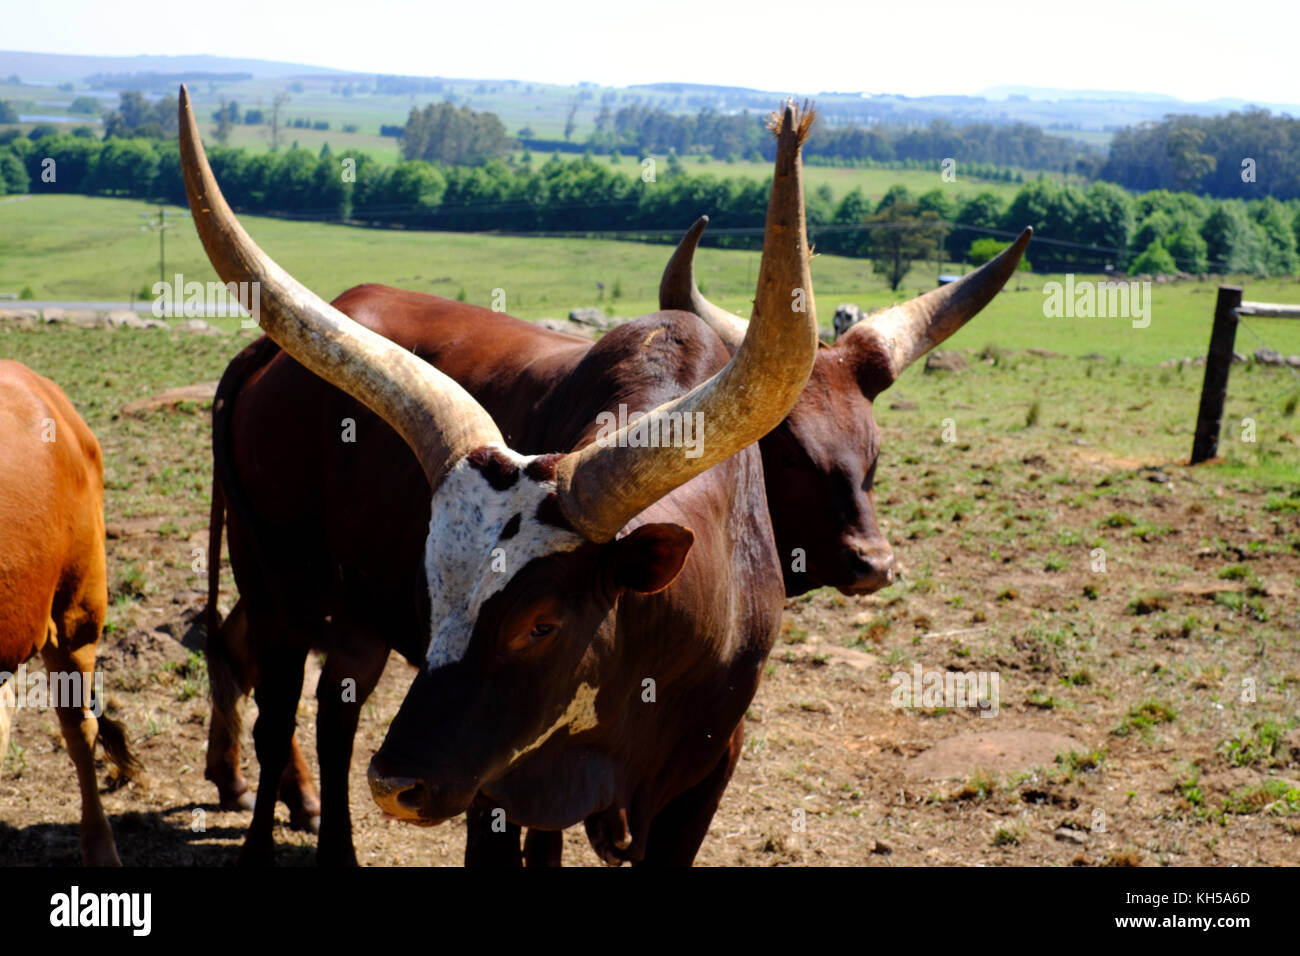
[[661, 215, 1032, 595], [201, 183, 1028, 868], [0, 360, 137, 866], [202, 231, 1028, 860], [182, 87, 819, 865]]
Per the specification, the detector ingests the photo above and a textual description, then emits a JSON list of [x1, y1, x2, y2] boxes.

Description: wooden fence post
[[1190, 285, 1243, 464]]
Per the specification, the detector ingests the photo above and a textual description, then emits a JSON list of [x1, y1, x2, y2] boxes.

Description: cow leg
[[205, 599, 255, 811], [277, 732, 320, 832], [40, 625, 121, 867], [635, 721, 745, 867], [0, 679, 13, 774], [206, 600, 317, 826], [523, 828, 564, 867], [314, 635, 387, 866], [240, 637, 309, 866], [463, 795, 522, 867]]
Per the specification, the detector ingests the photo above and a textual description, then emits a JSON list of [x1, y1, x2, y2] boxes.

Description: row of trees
[[793, 118, 1098, 174], [1103, 109, 1300, 200], [399, 101, 513, 165], [819, 180, 1298, 279], [14, 90, 1298, 206], [590, 106, 1096, 172], [1, 129, 1297, 278], [101, 91, 179, 140]]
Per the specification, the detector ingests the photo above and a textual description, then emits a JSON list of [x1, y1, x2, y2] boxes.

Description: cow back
[[0, 360, 106, 669]]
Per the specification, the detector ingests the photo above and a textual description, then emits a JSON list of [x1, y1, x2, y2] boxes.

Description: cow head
[[660, 216, 1031, 595], [178, 87, 820, 826], [369, 446, 700, 823]]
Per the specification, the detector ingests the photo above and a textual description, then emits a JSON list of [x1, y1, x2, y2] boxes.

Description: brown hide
[[211, 307, 781, 865], [0, 360, 132, 866]]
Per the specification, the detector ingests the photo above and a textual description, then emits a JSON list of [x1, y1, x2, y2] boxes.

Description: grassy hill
[[3, 194, 1300, 366]]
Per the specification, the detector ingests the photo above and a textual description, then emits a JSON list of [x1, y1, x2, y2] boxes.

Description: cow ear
[[839, 326, 896, 400], [610, 523, 695, 594]]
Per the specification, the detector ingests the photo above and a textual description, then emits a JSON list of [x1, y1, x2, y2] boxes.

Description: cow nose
[[844, 537, 894, 592], [367, 757, 431, 821]]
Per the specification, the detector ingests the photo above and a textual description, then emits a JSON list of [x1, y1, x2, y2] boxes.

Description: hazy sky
[[8, 0, 1298, 103]]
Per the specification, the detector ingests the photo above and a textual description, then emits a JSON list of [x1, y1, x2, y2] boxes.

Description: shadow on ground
[[0, 805, 318, 867]]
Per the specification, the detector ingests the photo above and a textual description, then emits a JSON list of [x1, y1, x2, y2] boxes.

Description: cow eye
[[506, 621, 557, 654]]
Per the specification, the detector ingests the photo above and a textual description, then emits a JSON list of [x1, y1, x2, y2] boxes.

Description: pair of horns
[[661, 215, 1032, 380], [179, 87, 819, 543]]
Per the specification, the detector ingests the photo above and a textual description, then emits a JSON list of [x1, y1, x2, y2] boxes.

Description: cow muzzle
[[838, 536, 895, 594], [367, 758, 447, 827]]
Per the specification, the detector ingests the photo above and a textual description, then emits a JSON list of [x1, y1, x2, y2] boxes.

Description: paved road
[[0, 301, 155, 312]]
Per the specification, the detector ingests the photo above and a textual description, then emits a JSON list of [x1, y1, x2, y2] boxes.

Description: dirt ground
[[2, 374, 1298, 867]]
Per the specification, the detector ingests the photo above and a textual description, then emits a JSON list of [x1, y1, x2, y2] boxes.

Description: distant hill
[[981, 85, 1185, 103], [979, 85, 1300, 118], [3, 50, 1296, 145], [0, 51, 352, 83]]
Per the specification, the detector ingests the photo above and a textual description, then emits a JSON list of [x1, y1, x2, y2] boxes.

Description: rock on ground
[[925, 350, 969, 373]]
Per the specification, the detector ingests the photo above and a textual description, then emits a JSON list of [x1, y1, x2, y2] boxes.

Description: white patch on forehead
[[507, 682, 600, 767], [424, 444, 585, 671]]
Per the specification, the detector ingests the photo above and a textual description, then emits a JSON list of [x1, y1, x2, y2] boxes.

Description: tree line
[[399, 101, 514, 165], [817, 179, 1298, 279], [1102, 109, 1300, 200], [1, 127, 1297, 278], [10, 88, 1299, 202], [592, 106, 1099, 175]]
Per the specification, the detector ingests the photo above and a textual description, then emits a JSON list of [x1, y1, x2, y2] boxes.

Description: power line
[[173, 192, 1256, 275]]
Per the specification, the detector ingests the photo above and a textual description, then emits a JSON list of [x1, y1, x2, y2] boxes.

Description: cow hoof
[[207, 768, 254, 811], [278, 782, 321, 831], [220, 789, 255, 812], [289, 809, 321, 834]]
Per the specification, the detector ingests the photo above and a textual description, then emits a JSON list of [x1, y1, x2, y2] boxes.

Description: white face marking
[[507, 682, 600, 766], [423, 445, 585, 671]]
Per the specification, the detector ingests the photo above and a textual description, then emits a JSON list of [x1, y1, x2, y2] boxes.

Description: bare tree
[[564, 98, 578, 142], [269, 92, 290, 152], [215, 100, 232, 145]]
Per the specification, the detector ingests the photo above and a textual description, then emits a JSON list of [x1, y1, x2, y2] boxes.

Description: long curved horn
[[841, 227, 1033, 381], [659, 216, 748, 351], [667, 218, 1032, 377], [177, 85, 502, 492], [555, 102, 819, 543]]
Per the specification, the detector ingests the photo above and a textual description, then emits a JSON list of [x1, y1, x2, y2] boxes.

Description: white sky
[[7, 0, 1298, 104]]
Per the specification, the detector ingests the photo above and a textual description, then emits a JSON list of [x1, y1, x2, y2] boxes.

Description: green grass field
[[1, 75, 619, 150], [219, 118, 1036, 201], [3, 73, 1056, 197], [4, 194, 1300, 370], [633, 155, 1029, 202], [1, 187, 1296, 870], [220, 122, 401, 161]]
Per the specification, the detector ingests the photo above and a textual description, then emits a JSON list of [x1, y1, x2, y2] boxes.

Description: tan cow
[[0, 360, 137, 866]]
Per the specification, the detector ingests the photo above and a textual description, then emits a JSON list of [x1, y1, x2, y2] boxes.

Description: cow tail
[[203, 468, 244, 743], [95, 709, 142, 782], [203, 335, 281, 749], [205, 469, 225, 646]]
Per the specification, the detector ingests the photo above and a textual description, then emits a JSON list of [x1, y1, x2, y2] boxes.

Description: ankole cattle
[[182, 86, 819, 865], [660, 217, 1032, 594], [0, 361, 138, 866], [199, 149, 1028, 866]]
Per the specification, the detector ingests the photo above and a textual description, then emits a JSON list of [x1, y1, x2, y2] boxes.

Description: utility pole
[[140, 206, 187, 287]]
